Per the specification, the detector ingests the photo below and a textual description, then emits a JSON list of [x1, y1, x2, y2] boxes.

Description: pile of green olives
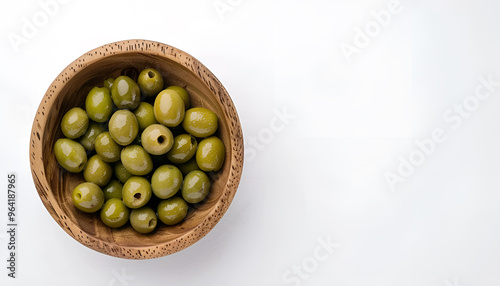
[[54, 68, 225, 234]]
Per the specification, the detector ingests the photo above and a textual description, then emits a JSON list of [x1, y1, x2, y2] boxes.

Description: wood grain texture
[[29, 40, 244, 259]]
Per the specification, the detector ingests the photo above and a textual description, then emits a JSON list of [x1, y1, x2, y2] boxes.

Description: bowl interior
[[32, 41, 242, 258]]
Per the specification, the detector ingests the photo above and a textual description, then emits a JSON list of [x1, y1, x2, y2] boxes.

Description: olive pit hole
[[134, 193, 141, 199], [157, 135, 165, 144], [76, 192, 82, 199], [148, 71, 155, 78], [191, 137, 196, 145], [148, 218, 156, 227]]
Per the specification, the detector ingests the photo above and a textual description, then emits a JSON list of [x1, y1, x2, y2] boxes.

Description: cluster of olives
[[53, 68, 225, 234]]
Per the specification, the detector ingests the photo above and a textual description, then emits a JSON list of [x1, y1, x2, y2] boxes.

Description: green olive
[[154, 89, 185, 127], [103, 179, 123, 200], [157, 197, 188, 225], [72, 182, 105, 213], [177, 157, 200, 176], [83, 154, 113, 187], [151, 165, 183, 199], [54, 138, 87, 173], [61, 107, 89, 139], [79, 121, 105, 151], [166, 134, 197, 164], [114, 161, 133, 183], [122, 176, 152, 209], [103, 78, 115, 92], [100, 198, 130, 228], [121, 145, 153, 176], [95, 132, 122, 163], [196, 136, 225, 172], [166, 86, 190, 109], [85, 87, 113, 122], [138, 68, 164, 97], [141, 124, 174, 155], [133, 102, 158, 131], [182, 107, 218, 138], [108, 109, 139, 146], [111, 75, 141, 109], [181, 170, 210, 204], [130, 207, 157, 234]]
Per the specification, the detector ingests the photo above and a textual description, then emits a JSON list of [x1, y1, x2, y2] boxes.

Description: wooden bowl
[[29, 39, 244, 259]]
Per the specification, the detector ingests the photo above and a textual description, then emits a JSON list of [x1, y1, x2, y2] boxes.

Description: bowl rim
[[29, 39, 244, 259]]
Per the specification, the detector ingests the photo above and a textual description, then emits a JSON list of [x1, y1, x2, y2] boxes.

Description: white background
[[1, 0, 500, 285]]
